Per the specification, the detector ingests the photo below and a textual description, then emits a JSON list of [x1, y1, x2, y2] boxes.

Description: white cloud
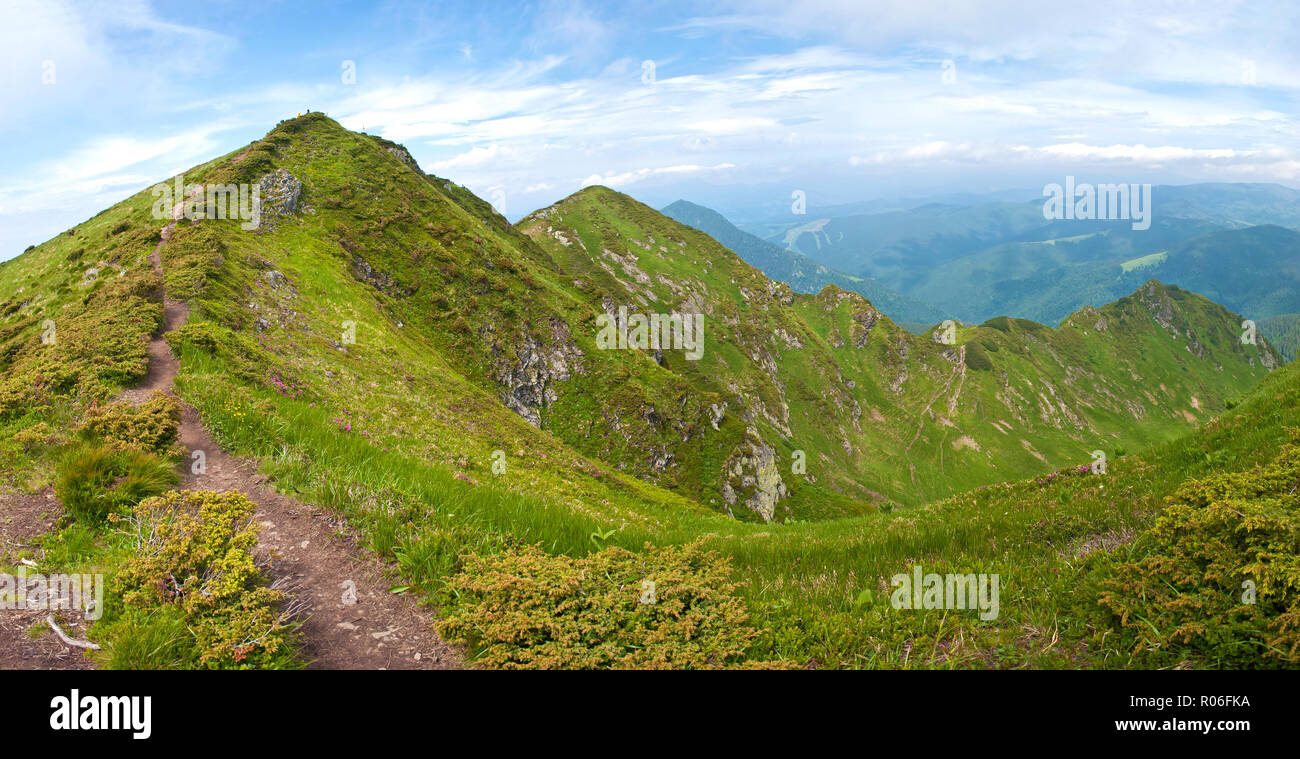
[[429, 144, 519, 171], [848, 140, 1299, 181], [4, 0, 1298, 256], [683, 118, 778, 134], [580, 163, 737, 189]]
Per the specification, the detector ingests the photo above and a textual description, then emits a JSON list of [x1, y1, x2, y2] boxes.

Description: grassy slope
[[521, 184, 1281, 511], [2, 114, 1295, 668], [0, 180, 173, 480]]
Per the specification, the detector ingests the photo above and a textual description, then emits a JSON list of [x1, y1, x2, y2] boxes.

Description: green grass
[[54, 442, 178, 525], [1120, 250, 1169, 272], [1259, 313, 1300, 362], [3, 112, 1296, 669]]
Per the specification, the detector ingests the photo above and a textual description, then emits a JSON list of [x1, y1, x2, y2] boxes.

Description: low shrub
[[77, 391, 181, 455], [437, 541, 788, 669], [55, 442, 177, 525], [164, 321, 230, 355], [11, 421, 65, 451], [1085, 443, 1300, 668], [116, 490, 299, 669]]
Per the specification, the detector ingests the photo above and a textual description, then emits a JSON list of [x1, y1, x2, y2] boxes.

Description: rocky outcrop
[[350, 257, 412, 297], [257, 169, 305, 230], [708, 402, 727, 430], [1138, 281, 1178, 334], [494, 317, 585, 427], [386, 146, 421, 172], [850, 305, 879, 347], [720, 428, 788, 522], [262, 269, 289, 289], [774, 327, 803, 349], [889, 337, 910, 392]]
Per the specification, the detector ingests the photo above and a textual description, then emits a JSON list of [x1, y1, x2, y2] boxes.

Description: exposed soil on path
[[0, 488, 96, 670], [120, 297, 187, 404], [177, 404, 460, 669]]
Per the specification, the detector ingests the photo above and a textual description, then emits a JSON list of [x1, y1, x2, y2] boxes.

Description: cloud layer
[[2, 0, 1296, 258]]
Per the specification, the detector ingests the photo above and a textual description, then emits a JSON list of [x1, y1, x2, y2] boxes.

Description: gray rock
[[386, 146, 421, 172], [351, 257, 411, 297], [719, 428, 788, 523], [495, 318, 584, 427], [257, 169, 305, 221]]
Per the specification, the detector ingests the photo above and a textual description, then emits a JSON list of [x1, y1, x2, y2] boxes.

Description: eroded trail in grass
[[115, 202, 460, 669], [174, 404, 459, 669], [902, 345, 967, 499]]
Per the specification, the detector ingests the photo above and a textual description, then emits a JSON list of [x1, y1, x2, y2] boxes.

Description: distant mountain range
[[744, 182, 1300, 359], [661, 199, 948, 327]]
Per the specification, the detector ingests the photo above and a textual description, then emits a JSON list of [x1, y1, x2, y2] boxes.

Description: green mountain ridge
[[1, 114, 1283, 527], [3, 113, 1298, 669], [767, 184, 1300, 363], [908, 223, 1300, 361]]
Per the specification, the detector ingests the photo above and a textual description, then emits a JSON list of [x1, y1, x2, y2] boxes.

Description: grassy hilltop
[[1, 113, 1295, 669]]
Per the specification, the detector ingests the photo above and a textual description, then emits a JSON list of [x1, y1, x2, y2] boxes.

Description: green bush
[[77, 391, 181, 455], [963, 341, 993, 371], [164, 321, 230, 355], [1086, 443, 1300, 668], [55, 442, 177, 525], [116, 490, 299, 669], [11, 421, 65, 450], [437, 541, 789, 669], [100, 606, 196, 670]]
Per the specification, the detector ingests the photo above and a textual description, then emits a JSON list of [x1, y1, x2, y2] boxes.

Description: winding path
[[0, 188, 462, 670], [139, 192, 459, 669]]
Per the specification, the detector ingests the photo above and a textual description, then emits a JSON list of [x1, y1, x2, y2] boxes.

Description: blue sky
[[2, 0, 1298, 260]]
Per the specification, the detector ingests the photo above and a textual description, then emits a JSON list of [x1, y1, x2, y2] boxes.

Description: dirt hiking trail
[[144, 196, 460, 669], [4, 191, 460, 670]]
